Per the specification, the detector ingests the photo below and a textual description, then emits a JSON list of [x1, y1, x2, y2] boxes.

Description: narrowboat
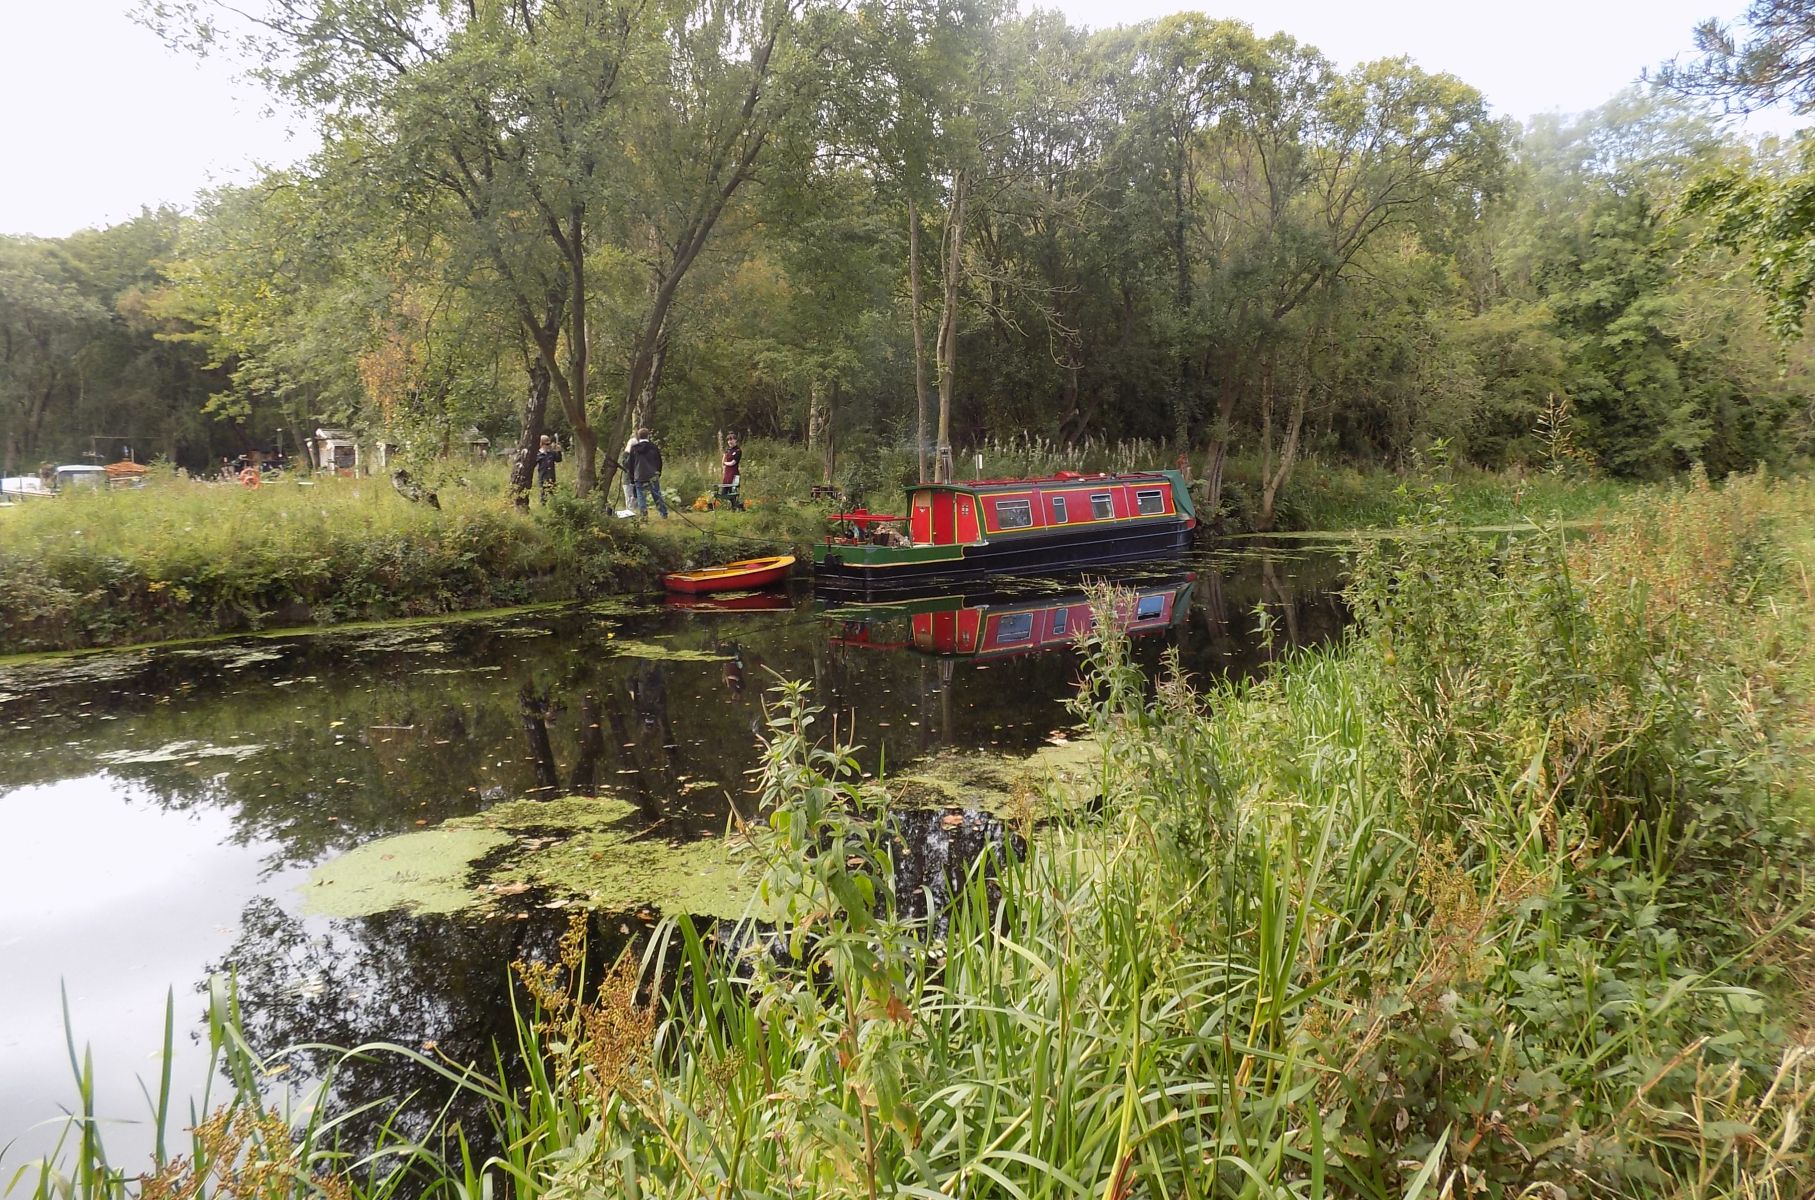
[[813, 470, 1196, 593]]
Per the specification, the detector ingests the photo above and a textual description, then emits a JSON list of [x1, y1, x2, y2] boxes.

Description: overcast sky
[[0, 0, 1789, 238]]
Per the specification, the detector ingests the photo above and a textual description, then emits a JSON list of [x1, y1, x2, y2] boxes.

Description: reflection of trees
[[217, 800, 1027, 1156], [519, 681, 560, 793], [0, 567, 1351, 877], [1181, 550, 1350, 682], [215, 898, 648, 1156], [569, 692, 606, 795], [10, 561, 1359, 1157], [890, 809, 1024, 936]]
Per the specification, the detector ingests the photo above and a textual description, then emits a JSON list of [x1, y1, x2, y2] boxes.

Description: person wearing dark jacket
[[622, 428, 668, 518], [535, 434, 563, 503]]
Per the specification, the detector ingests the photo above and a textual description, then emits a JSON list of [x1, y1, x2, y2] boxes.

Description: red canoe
[[661, 554, 796, 595]]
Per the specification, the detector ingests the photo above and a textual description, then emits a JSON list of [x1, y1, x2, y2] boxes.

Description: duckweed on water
[[302, 828, 512, 918], [301, 794, 761, 919], [167, 646, 289, 670], [601, 639, 733, 662], [487, 831, 758, 918], [293, 730, 1092, 923], [881, 734, 1101, 817]]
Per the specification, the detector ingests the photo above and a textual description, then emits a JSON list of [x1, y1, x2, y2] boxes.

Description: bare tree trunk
[[509, 357, 551, 510], [908, 196, 931, 484], [934, 171, 969, 484], [823, 381, 838, 483], [1202, 367, 1240, 524], [629, 316, 669, 433], [807, 378, 825, 451], [566, 209, 597, 498], [1257, 370, 1308, 534]]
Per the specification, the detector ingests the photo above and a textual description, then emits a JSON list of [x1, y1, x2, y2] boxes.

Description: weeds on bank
[[0, 472, 573, 649], [0, 470, 745, 650], [12, 472, 1815, 1198]]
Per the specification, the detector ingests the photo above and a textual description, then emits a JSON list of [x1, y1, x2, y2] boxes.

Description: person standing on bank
[[535, 434, 563, 503], [719, 434, 744, 511], [623, 427, 668, 518], [619, 434, 638, 511]]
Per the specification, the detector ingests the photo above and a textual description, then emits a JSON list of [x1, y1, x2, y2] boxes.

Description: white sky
[[0, 0, 1794, 238]]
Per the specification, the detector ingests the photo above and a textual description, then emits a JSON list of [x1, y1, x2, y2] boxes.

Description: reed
[[10, 472, 1815, 1198]]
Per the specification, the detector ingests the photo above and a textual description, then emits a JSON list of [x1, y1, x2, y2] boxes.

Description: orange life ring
[[238, 467, 262, 488]]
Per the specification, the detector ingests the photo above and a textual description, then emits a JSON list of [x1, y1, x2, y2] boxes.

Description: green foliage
[[1654, 0, 1815, 115], [15, 7, 1815, 507], [0, 474, 633, 650], [22, 474, 1815, 1198]]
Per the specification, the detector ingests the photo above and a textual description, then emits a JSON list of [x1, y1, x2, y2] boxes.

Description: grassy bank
[[1259, 457, 1632, 532], [0, 435, 1644, 653], [0, 469, 822, 653], [15, 470, 1815, 1198]]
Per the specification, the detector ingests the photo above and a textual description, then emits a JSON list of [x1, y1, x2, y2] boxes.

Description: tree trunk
[[908, 196, 931, 484], [934, 170, 969, 484], [822, 381, 838, 483], [807, 376, 835, 484], [629, 318, 669, 434], [566, 208, 597, 498], [509, 357, 551, 510], [602, 269, 684, 498], [1257, 369, 1309, 534], [286, 414, 309, 473], [1202, 369, 1241, 524]]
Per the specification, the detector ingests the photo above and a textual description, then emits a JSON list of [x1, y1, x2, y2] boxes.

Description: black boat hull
[[814, 520, 1196, 595]]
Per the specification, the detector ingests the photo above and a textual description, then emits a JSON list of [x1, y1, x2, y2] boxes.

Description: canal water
[[0, 546, 1345, 1170]]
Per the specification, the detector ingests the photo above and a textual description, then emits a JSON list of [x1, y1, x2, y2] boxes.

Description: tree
[[0, 238, 108, 469], [1656, 0, 1815, 113], [589, 0, 833, 498]]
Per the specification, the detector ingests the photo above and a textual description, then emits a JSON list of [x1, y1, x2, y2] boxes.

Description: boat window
[[1091, 493, 1114, 519], [1136, 489, 1166, 515], [1051, 495, 1067, 523], [1051, 607, 1069, 636], [995, 612, 1035, 644], [994, 498, 1034, 529], [1135, 594, 1165, 620]]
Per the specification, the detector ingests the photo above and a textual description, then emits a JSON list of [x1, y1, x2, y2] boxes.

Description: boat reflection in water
[[662, 589, 795, 613], [823, 572, 1196, 661]]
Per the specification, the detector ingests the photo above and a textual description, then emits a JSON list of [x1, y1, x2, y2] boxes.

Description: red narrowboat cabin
[[813, 470, 1196, 594], [823, 576, 1196, 661]]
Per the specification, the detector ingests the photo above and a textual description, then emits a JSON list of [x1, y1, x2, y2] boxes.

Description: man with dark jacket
[[622, 428, 668, 518], [535, 434, 563, 503]]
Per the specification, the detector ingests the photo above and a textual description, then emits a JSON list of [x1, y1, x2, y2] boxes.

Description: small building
[[464, 427, 491, 459], [313, 429, 360, 475]]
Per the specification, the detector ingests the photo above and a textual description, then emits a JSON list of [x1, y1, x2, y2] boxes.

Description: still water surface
[[0, 547, 1344, 1167]]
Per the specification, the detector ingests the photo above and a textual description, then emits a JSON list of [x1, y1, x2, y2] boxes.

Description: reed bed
[[11, 471, 1815, 1198]]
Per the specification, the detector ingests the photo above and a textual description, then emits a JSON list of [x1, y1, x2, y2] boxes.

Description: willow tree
[[149, 0, 833, 503], [591, 0, 835, 498]]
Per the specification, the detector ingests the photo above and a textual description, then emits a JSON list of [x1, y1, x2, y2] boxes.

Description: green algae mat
[[301, 794, 759, 920], [301, 737, 1104, 921]]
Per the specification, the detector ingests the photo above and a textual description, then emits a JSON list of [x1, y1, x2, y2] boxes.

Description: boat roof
[[910, 471, 1178, 493]]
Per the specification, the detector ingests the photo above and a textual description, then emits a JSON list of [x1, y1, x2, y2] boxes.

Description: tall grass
[[1268, 454, 1631, 531], [0, 469, 660, 651], [11, 472, 1815, 1197]]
